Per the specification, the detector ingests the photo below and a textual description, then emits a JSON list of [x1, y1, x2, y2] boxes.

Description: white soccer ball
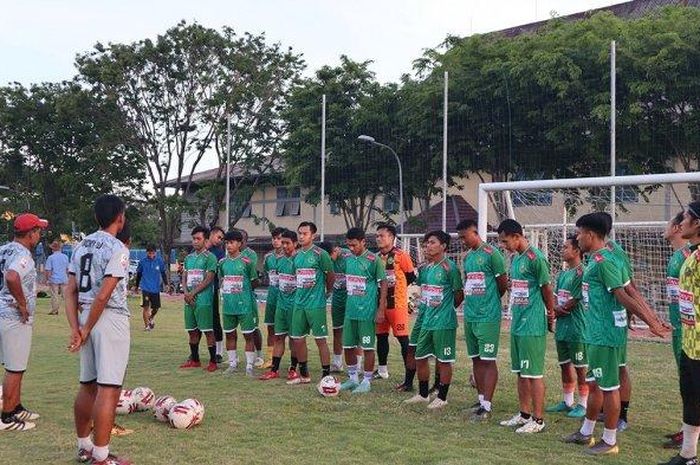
[[168, 403, 198, 430], [132, 387, 155, 411], [317, 375, 340, 397], [116, 390, 137, 415], [180, 398, 204, 425], [153, 395, 177, 423]]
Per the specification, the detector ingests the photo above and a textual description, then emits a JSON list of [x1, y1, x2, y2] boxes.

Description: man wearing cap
[[45, 240, 70, 315], [0, 213, 48, 432]]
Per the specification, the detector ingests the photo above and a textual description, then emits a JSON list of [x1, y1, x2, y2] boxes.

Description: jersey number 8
[[79, 253, 93, 292]]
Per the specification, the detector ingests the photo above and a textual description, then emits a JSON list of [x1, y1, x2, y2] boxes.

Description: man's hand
[[554, 305, 570, 318], [375, 305, 387, 325], [79, 326, 92, 348], [648, 319, 672, 339], [184, 292, 195, 305], [18, 305, 30, 324], [67, 329, 82, 353]]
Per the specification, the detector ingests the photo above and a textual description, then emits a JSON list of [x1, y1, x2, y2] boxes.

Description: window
[[276, 187, 301, 217], [382, 193, 413, 214], [330, 200, 341, 216]]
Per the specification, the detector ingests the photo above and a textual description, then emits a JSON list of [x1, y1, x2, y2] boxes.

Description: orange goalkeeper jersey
[[379, 247, 415, 310]]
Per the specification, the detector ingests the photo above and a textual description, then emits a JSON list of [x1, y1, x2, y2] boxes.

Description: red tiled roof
[[402, 195, 480, 234]]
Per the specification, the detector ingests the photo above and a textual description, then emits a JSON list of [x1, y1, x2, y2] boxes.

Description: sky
[[1, 0, 628, 85]]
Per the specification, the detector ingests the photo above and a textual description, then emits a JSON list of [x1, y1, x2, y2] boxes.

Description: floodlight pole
[[610, 40, 617, 240], [225, 117, 232, 229], [321, 95, 326, 241]]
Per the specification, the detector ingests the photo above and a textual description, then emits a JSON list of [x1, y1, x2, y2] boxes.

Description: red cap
[[14, 213, 49, 233]]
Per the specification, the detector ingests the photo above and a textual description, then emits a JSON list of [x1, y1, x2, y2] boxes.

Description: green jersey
[[554, 264, 585, 343], [668, 245, 692, 331], [606, 240, 633, 279], [241, 247, 258, 268], [582, 248, 629, 347], [462, 242, 506, 323], [331, 248, 352, 311], [264, 251, 283, 310], [417, 258, 462, 331], [276, 254, 297, 312], [184, 250, 218, 308], [344, 249, 387, 321], [509, 246, 550, 337], [293, 245, 333, 309], [218, 254, 257, 315]]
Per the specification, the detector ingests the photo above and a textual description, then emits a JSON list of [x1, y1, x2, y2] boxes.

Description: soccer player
[[338, 228, 388, 394], [260, 229, 300, 381], [404, 230, 463, 409], [0, 213, 47, 432], [546, 235, 588, 419], [497, 219, 554, 434], [288, 221, 335, 384], [180, 226, 218, 372], [238, 229, 265, 367], [457, 219, 507, 421], [207, 227, 225, 363], [133, 245, 168, 331], [219, 231, 260, 376], [262, 228, 285, 369], [65, 195, 131, 464], [328, 243, 352, 373], [563, 213, 669, 455], [374, 223, 415, 381]]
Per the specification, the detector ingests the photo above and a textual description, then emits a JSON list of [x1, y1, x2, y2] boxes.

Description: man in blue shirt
[[134, 244, 168, 331], [44, 240, 69, 315]]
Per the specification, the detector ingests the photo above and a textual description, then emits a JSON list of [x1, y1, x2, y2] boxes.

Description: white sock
[[227, 350, 237, 367], [92, 446, 109, 462], [681, 423, 700, 459], [332, 354, 343, 366], [563, 391, 575, 407], [77, 436, 93, 451], [357, 356, 363, 368], [579, 394, 588, 408], [215, 341, 224, 356], [363, 371, 373, 383], [478, 394, 484, 402], [245, 351, 256, 369], [348, 366, 358, 383], [481, 400, 492, 412], [580, 418, 596, 436], [602, 428, 617, 446]]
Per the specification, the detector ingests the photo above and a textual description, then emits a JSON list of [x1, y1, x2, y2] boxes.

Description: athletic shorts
[[141, 291, 161, 310], [415, 328, 456, 363], [673, 329, 682, 370], [274, 304, 294, 336], [510, 334, 546, 378], [680, 351, 700, 427], [376, 307, 409, 337], [585, 344, 623, 391], [465, 321, 500, 360], [79, 310, 130, 387], [264, 300, 276, 326], [408, 312, 425, 347], [556, 340, 587, 368], [342, 318, 376, 350], [290, 307, 328, 339], [184, 304, 214, 332], [223, 312, 258, 334], [331, 303, 345, 329], [0, 318, 33, 372], [618, 341, 627, 367]]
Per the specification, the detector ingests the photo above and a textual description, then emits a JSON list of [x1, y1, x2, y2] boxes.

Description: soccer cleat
[[566, 404, 587, 418], [617, 419, 628, 432], [204, 361, 218, 373], [179, 359, 201, 369], [90, 454, 133, 465], [468, 400, 482, 413], [287, 368, 299, 381], [584, 440, 619, 455], [245, 366, 254, 377], [394, 382, 414, 392], [0, 416, 35, 431], [666, 431, 683, 439], [515, 420, 546, 434], [340, 379, 359, 391], [330, 364, 344, 374], [215, 354, 224, 364], [500, 413, 529, 427], [470, 407, 492, 422], [545, 401, 572, 413], [562, 431, 595, 446], [253, 357, 265, 368], [373, 370, 389, 380], [143, 325, 151, 332], [351, 380, 371, 394], [403, 394, 430, 404], [222, 365, 238, 376], [663, 431, 684, 449], [14, 407, 40, 421], [77, 447, 93, 463], [427, 384, 439, 396], [258, 370, 279, 381], [427, 398, 448, 410], [110, 424, 133, 436], [658, 455, 698, 465]]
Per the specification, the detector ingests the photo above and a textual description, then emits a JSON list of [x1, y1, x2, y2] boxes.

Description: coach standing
[[207, 226, 225, 363], [0, 213, 48, 432], [45, 240, 69, 315], [134, 245, 168, 331]]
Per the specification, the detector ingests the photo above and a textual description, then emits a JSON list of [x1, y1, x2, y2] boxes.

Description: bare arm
[[191, 271, 215, 296], [376, 279, 388, 324], [65, 275, 82, 351], [325, 271, 335, 294], [541, 283, 556, 332], [5, 270, 28, 323], [454, 289, 464, 308], [496, 274, 508, 297], [612, 287, 669, 337]]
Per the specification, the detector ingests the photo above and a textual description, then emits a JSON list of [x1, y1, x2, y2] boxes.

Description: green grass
[[0, 297, 683, 464]]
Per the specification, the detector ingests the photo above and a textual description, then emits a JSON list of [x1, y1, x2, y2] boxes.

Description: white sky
[[1, 0, 628, 85]]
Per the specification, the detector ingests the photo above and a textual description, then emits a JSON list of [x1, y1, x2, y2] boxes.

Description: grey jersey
[[0, 242, 37, 321], [69, 230, 130, 316]]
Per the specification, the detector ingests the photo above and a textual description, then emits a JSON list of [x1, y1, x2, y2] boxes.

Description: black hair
[[211, 226, 225, 235], [281, 229, 297, 242], [116, 220, 131, 245], [496, 219, 523, 236], [271, 227, 285, 237], [94, 194, 125, 229], [146, 244, 157, 252], [298, 221, 317, 234], [595, 212, 613, 235], [456, 219, 478, 231], [224, 230, 243, 242], [566, 234, 584, 259], [423, 230, 450, 247], [575, 213, 608, 239], [191, 225, 210, 239], [672, 211, 685, 225], [687, 201, 700, 220], [376, 223, 397, 237], [318, 241, 334, 254], [346, 227, 365, 241]]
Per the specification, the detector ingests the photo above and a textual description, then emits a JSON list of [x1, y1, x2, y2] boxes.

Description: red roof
[[401, 195, 480, 234]]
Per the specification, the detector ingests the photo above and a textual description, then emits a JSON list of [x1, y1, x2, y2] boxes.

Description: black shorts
[[680, 350, 700, 426], [141, 291, 161, 310]]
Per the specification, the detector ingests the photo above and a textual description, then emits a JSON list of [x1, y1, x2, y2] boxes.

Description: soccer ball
[[132, 387, 155, 411], [180, 398, 204, 425], [116, 390, 137, 415], [317, 375, 340, 397], [168, 403, 198, 430], [153, 395, 177, 423]]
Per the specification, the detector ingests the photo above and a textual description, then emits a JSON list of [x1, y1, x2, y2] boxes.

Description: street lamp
[[358, 135, 405, 234], [0, 185, 30, 211]]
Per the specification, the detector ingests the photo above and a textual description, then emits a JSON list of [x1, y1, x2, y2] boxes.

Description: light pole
[[358, 135, 405, 235], [0, 185, 30, 211]]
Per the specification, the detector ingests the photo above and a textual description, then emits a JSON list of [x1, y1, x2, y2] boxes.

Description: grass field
[[0, 296, 684, 465]]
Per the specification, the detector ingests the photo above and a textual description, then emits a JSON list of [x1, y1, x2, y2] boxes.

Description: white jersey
[[69, 230, 130, 316], [0, 242, 37, 321]]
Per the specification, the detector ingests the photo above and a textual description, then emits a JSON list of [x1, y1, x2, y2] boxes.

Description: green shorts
[[331, 302, 346, 329], [274, 303, 294, 336], [673, 329, 682, 370], [223, 312, 258, 334], [264, 301, 277, 326], [556, 340, 587, 368], [184, 305, 213, 332], [618, 341, 627, 367], [290, 307, 328, 339], [510, 334, 546, 378], [415, 328, 456, 363], [408, 312, 425, 347], [586, 344, 623, 391], [465, 321, 500, 360], [342, 318, 376, 350]]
